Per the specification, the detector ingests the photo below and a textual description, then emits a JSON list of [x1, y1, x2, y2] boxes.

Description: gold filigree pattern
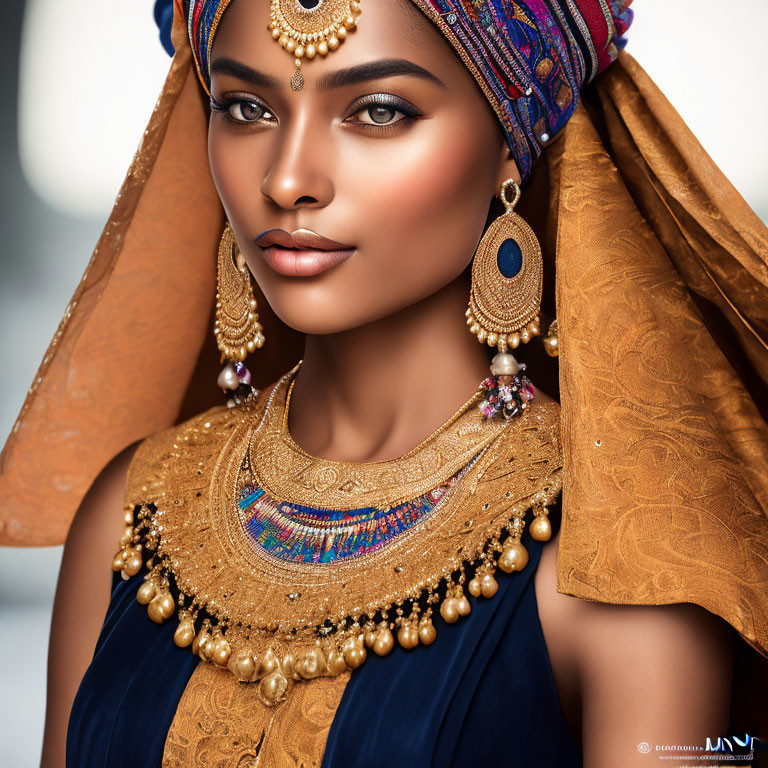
[[115, 369, 563, 707], [162, 662, 350, 767], [252, 364, 513, 508]]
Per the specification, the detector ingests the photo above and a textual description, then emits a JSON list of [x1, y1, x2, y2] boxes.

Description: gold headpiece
[[269, 0, 363, 90]]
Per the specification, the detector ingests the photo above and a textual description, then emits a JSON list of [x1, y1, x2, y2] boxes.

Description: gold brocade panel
[[163, 663, 350, 767]]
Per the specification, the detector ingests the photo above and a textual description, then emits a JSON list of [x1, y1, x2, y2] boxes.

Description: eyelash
[[210, 93, 421, 133]]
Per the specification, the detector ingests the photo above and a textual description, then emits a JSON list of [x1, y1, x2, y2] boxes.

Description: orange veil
[[2, 2, 767, 681]]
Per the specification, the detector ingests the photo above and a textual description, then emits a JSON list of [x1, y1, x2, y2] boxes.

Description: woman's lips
[[260, 245, 355, 277], [254, 228, 355, 277]]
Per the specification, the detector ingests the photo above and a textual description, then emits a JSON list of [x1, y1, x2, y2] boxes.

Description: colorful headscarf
[[171, 0, 632, 180]]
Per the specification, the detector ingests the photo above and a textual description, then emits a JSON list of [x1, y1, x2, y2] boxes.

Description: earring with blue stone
[[466, 178, 543, 370], [468, 179, 542, 420]]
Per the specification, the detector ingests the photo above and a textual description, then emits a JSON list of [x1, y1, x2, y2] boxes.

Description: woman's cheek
[[209, 129, 265, 224], [358, 126, 492, 282]]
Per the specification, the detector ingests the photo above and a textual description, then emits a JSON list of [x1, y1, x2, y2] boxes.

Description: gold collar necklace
[[113, 363, 563, 707]]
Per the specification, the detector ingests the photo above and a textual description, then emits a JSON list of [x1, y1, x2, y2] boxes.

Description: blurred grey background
[[1, 1, 766, 765]]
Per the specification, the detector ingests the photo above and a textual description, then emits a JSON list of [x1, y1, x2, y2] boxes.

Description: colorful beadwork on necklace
[[237, 457, 476, 564]]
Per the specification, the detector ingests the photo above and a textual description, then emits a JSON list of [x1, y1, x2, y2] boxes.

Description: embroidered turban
[[173, 0, 632, 180]]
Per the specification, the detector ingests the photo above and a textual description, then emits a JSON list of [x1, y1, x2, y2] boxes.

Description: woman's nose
[[260, 109, 335, 210]]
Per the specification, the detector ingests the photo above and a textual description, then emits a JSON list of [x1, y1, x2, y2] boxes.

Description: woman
[[2, 0, 766, 765]]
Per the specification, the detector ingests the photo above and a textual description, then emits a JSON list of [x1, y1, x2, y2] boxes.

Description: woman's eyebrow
[[209, 57, 446, 91]]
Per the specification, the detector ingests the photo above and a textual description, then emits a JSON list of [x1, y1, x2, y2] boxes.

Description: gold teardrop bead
[[418, 619, 437, 645], [297, 647, 327, 679], [199, 634, 214, 661], [260, 670, 288, 704], [136, 580, 156, 605], [498, 541, 529, 573], [119, 527, 133, 547], [344, 639, 367, 669], [364, 627, 376, 648], [282, 652, 296, 678], [147, 592, 174, 623], [327, 649, 348, 675], [123, 552, 143, 577], [530, 515, 552, 541], [373, 627, 394, 656], [258, 648, 280, 677], [111, 550, 126, 572], [228, 650, 256, 681], [456, 595, 472, 616], [160, 592, 176, 618], [173, 620, 195, 648], [397, 623, 419, 650], [468, 577, 482, 597], [147, 598, 163, 624], [440, 597, 459, 623], [543, 334, 559, 357], [211, 637, 232, 667], [480, 573, 499, 598]]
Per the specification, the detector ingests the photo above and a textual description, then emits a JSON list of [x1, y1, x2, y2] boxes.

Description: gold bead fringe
[[112, 487, 556, 708]]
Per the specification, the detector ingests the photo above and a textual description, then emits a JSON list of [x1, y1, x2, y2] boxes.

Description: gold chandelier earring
[[214, 222, 265, 403], [468, 179, 542, 421]]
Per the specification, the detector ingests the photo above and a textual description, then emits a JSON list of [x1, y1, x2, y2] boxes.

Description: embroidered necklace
[[113, 363, 563, 707]]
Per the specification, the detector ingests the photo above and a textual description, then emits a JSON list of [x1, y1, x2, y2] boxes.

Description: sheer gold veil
[[2, 4, 767, 676]]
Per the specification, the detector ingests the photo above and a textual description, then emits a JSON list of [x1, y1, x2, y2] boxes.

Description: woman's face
[[209, 0, 518, 335]]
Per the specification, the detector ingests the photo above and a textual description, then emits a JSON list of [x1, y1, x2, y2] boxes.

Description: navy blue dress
[[67, 513, 581, 767]]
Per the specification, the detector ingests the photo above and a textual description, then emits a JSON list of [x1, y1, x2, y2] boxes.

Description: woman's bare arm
[[576, 595, 734, 767], [536, 523, 734, 766], [39, 441, 140, 768]]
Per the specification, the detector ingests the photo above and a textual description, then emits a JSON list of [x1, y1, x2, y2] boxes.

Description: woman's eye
[[346, 97, 419, 128], [354, 105, 403, 125], [219, 99, 274, 123]]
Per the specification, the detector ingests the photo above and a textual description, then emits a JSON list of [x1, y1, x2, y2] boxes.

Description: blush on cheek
[[377, 126, 495, 275]]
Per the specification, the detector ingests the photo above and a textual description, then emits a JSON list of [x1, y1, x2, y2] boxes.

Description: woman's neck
[[287, 273, 490, 463]]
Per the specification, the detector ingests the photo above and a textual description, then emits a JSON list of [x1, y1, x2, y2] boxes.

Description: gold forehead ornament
[[269, 0, 363, 91]]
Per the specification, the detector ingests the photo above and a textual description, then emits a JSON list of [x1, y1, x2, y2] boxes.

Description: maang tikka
[[269, 0, 363, 91], [467, 179, 543, 421], [214, 223, 264, 405]]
